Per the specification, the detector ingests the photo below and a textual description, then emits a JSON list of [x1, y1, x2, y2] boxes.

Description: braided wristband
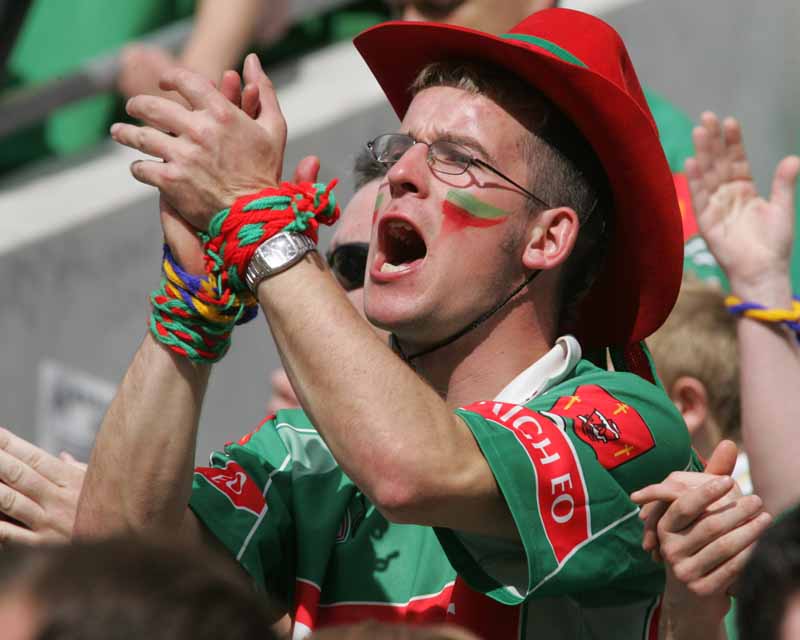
[[149, 245, 259, 363], [725, 295, 800, 336], [202, 180, 340, 295]]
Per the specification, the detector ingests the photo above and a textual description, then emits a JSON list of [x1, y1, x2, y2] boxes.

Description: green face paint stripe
[[446, 190, 510, 220], [374, 193, 384, 210], [500, 34, 587, 68]]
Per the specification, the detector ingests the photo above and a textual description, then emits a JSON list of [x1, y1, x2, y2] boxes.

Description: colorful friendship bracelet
[[149, 180, 340, 363], [725, 295, 800, 335], [149, 245, 259, 363], [202, 180, 340, 294]]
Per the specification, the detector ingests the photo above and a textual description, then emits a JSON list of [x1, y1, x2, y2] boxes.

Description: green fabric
[[189, 357, 694, 638], [446, 359, 696, 606], [793, 183, 800, 288], [643, 87, 695, 174], [0, 0, 193, 173], [500, 33, 587, 68]]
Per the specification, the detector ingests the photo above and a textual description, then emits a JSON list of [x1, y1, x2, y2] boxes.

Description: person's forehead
[[401, 86, 524, 158]]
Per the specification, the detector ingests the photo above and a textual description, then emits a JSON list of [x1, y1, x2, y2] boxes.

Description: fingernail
[[110, 123, 120, 137]]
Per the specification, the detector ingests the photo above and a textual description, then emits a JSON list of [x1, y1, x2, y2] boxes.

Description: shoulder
[[535, 360, 692, 489]]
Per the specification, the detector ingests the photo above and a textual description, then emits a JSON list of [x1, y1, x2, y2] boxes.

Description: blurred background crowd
[[0, 1, 799, 639]]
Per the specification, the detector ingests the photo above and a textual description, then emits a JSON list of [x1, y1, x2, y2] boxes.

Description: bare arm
[[687, 112, 800, 515], [74, 332, 210, 537], [257, 256, 507, 536], [74, 194, 213, 539]]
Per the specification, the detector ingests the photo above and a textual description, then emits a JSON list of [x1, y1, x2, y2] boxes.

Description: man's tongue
[[381, 220, 426, 272]]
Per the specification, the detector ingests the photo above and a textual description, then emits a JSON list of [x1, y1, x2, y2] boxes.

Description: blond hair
[[648, 277, 740, 441]]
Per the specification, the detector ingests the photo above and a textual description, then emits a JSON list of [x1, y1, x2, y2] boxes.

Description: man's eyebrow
[[407, 129, 496, 164]]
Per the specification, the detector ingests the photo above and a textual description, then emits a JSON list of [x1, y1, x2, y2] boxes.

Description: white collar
[[494, 335, 582, 405]]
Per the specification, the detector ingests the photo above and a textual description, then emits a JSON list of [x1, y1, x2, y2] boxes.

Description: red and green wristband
[[149, 180, 340, 363]]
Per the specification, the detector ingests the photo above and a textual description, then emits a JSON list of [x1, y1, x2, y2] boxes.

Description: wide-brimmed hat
[[354, 8, 682, 349]]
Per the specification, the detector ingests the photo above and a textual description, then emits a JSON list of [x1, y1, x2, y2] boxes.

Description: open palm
[[686, 112, 799, 292]]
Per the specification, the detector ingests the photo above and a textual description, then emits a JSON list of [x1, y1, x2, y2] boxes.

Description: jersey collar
[[494, 335, 582, 405]]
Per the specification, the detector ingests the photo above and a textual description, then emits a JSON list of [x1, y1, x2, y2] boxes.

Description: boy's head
[[647, 277, 740, 457]]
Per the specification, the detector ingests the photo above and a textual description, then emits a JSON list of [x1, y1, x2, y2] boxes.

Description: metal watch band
[[244, 231, 317, 293]]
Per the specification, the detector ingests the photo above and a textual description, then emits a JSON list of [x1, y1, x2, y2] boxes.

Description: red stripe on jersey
[[463, 401, 591, 564], [294, 578, 321, 631], [645, 595, 662, 640], [294, 578, 521, 639], [194, 460, 265, 516]]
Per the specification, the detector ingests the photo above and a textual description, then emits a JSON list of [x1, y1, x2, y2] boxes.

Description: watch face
[[264, 234, 299, 269]]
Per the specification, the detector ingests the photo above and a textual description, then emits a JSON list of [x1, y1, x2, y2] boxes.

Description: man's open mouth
[[378, 218, 427, 273]]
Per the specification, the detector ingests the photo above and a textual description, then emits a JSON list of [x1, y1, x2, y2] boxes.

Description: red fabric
[[354, 9, 683, 348]]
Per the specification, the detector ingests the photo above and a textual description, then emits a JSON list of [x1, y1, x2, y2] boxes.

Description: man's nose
[[387, 142, 430, 198]]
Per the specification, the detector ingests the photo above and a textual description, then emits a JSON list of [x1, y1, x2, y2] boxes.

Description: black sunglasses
[[326, 242, 370, 292]]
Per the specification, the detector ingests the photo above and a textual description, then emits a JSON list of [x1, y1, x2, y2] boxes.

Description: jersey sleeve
[[189, 408, 349, 597], [436, 367, 697, 606]]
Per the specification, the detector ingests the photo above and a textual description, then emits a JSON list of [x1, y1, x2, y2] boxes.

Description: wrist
[[729, 273, 793, 309]]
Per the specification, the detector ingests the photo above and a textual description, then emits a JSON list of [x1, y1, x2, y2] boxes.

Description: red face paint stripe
[[442, 199, 506, 231]]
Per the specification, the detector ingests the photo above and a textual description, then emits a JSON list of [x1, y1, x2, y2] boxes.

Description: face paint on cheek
[[441, 189, 510, 232], [372, 193, 385, 226]]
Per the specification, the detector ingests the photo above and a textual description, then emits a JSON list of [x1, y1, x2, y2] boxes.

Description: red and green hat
[[354, 8, 683, 349]]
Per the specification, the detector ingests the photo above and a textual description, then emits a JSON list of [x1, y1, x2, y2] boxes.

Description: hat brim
[[354, 20, 683, 348]]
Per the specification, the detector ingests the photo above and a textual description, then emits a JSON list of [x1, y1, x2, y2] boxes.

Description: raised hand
[[0, 428, 86, 546], [686, 112, 800, 295], [110, 53, 287, 232]]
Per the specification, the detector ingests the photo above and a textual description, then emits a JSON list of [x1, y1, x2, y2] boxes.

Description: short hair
[[737, 509, 800, 640], [353, 146, 388, 191], [410, 60, 612, 329], [0, 536, 278, 640], [647, 277, 740, 440]]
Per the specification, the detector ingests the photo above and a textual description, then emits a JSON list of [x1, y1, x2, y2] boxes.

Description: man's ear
[[521, 206, 579, 271], [669, 376, 709, 436]]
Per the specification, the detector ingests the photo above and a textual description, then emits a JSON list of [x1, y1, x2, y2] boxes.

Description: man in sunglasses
[[76, 9, 746, 639]]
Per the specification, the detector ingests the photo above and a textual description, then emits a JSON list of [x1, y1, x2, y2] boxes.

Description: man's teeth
[[380, 262, 408, 273]]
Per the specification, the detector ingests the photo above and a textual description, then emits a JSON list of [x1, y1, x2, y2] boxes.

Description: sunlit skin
[[401, 0, 553, 36], [441, 189, 510, 232], [365, 85, 540, 350]]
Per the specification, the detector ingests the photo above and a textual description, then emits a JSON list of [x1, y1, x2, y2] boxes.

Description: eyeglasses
[[327, 242, 370, 291], [366, 133, 551, 209]]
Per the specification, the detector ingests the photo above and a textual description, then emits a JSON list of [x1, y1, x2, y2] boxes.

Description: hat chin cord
[[390, 269, 542, 364]]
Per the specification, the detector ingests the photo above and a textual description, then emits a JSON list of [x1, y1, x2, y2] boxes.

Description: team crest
[[550, 385, 655, 469]]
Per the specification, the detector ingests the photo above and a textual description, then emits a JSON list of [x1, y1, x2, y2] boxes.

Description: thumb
[[292, 156, 320, 184], [770, 155, 800, 215], [705, 439, 739, 475]]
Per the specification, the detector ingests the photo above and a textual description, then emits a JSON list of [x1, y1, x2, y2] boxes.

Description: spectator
[[686, 112, 800, 515], [117, 0, 291, 103], [0, 535, 279, 640], [737, 507, 800, 640], [84, 9, 699, 638], [647, 278, 750, 491]]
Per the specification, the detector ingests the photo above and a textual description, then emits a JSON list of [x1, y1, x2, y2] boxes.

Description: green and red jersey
[[189, 337, 698, 639]]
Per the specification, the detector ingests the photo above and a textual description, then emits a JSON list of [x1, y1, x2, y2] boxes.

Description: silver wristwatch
[[244, 231, 317, 293]]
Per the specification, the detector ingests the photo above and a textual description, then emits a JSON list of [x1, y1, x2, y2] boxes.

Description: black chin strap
[[391, 269, 542, 363]]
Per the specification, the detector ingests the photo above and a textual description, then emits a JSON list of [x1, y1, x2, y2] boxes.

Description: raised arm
[[108, 57, 512, 540], [686, 112, 800, 514], [74, 200, 212, 539]]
